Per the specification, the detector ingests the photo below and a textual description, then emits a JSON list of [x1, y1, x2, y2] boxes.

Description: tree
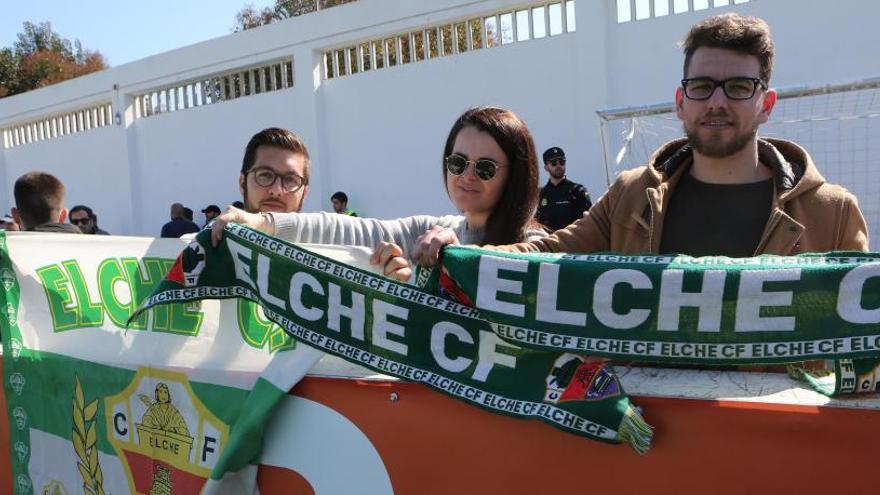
[[0, 21, 106, 99], [233, 0, 358, 31]]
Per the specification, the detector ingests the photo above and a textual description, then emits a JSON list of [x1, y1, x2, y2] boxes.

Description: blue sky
[[1, 0, 275, 66]]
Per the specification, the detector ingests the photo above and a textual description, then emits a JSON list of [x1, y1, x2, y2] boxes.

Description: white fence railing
[[324, 0, 576, 79], [616, 0, 752, 23], [2, 102, 115, 149], [133, 59, 295, 119]]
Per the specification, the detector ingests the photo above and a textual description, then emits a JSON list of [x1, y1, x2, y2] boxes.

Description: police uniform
[[536, 178, 592, 231]]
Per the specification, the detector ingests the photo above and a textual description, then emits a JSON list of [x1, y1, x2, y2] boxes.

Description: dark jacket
[[161, 218, 200, 238], [536, 178, 592, 232]]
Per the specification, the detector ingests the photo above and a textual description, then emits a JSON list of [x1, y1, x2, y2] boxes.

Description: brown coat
[[498, 138, 869, 255]]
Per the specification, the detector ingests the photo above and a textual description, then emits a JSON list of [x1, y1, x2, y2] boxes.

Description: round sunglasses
[[445, 153, 504, 181]]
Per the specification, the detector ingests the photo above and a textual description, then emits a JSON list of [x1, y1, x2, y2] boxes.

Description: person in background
[[160, 202, 200, 238], [201, 204, 222, 227], [535, 146, 592, 231], [1, 213, 19, 231], [69, 205, 110, 235], [330, 191, 357, 216], [12, 171, 81, 233]]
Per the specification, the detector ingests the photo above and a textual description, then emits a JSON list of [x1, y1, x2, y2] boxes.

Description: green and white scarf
[[132, 225, 880, 454]]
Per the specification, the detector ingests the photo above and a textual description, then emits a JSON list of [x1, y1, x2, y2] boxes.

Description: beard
[[684, 113, 759, 158], [242, 187, 258, 213], [242, 186, 304, 213], [548, 167, 565, 180]]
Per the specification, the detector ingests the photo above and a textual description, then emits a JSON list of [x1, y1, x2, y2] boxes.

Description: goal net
[[598, 78, 880, 250]]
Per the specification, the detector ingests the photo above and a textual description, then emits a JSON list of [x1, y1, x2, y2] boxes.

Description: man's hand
[[210, 205, 272, 246], [411, 226, 460, 267], [371, 241, 411, 282]]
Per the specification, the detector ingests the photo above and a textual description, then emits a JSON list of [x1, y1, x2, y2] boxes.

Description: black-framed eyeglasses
[[248, 167, 306, 192], [445, 153, 504, 181], [547, 158, 566, 166], [681, 77, 767, 101], [70, 217, 92, 225]]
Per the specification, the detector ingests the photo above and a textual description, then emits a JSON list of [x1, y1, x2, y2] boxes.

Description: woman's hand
[[210, 205, 274, 246], [411, 226, 459, 267], [371, 241, 412, 282]]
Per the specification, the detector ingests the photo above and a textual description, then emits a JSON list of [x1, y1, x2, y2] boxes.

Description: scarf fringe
[[788, 363, 837, 397], [617, 405, 653, 455]]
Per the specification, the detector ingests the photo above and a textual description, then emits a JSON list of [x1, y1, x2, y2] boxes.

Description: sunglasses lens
[[445, 155, 467, 175], [474, 160, 498, 181]]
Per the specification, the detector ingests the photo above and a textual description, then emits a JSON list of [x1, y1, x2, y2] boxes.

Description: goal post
[[597, 77, 880, 250]]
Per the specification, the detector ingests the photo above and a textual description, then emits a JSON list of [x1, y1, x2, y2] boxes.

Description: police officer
[[536, 147, 591, 231]]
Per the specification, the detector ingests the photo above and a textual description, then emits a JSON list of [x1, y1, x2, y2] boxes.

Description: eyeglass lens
[[252, 168, 304, 192], [683, 77, 763, 100]]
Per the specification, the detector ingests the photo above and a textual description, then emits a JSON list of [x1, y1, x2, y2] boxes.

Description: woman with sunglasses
[[210, 106, 545, 279]]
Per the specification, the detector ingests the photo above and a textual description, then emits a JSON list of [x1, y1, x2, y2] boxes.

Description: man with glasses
[[69, 205, 110, 235], [418, 13, 867, 263], [536, 146, 592, 232], [238, 127, 310, 216]]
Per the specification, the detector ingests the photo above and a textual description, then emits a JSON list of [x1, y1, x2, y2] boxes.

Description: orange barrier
[[2, 356, 877, 495]]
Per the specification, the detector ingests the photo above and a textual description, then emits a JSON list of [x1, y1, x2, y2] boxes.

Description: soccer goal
[[597, 77, 880, 250]]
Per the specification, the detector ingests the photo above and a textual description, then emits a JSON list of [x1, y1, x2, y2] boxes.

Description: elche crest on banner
[[104, 368, 229, 495]]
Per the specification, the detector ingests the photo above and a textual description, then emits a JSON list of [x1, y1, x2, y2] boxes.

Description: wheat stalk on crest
[[73, 374, 106, 495]]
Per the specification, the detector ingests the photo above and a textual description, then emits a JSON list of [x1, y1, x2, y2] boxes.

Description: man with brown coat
[[412, 13, 868, 263]]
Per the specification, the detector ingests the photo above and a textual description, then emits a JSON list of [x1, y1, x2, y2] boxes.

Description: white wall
[[1, 0, 878, 235], [604, 0, 880, 107]]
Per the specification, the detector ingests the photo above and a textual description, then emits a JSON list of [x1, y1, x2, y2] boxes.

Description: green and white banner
[[0, 231, 333, 495], [132, 226, 655, 453], [130, 225, 880, 455]]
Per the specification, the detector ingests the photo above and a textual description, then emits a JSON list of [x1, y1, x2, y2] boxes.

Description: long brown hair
[[443, 107, 539, 245]]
